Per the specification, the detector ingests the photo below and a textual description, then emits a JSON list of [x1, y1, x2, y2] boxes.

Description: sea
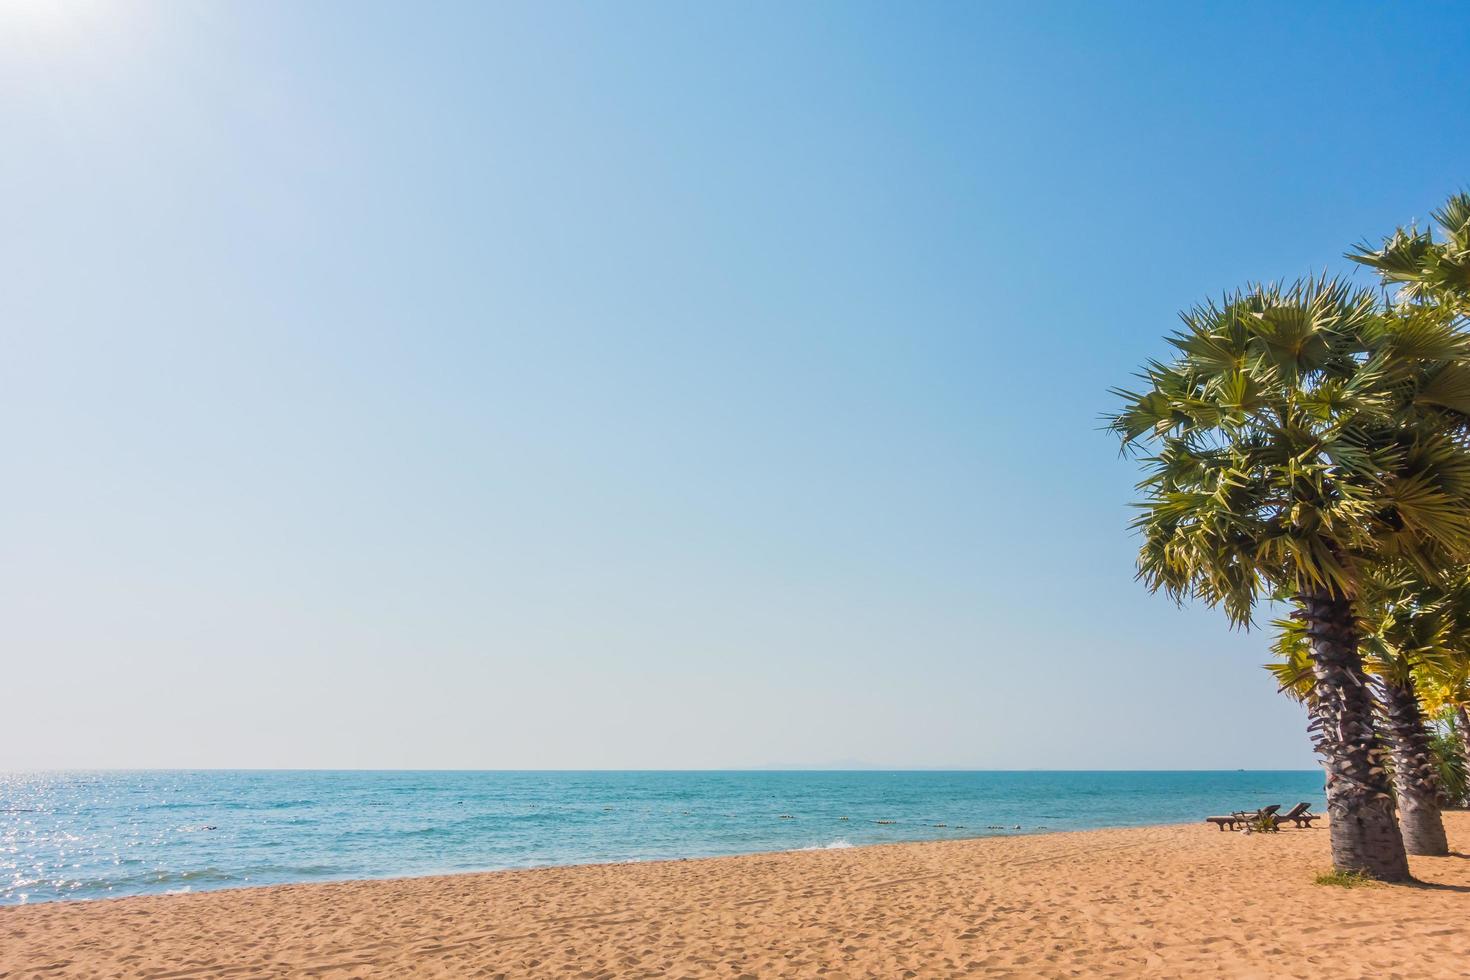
[[1, 770, 1325, 905]]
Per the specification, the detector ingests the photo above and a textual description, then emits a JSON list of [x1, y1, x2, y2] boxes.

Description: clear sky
[[4, 1, 1469, 770]]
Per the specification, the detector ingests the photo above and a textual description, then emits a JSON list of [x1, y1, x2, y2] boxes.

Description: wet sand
[[6, 813, 1470, 978]]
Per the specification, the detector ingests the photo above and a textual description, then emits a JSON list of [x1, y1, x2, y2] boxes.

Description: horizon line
[[2, 766, 1323, 774]]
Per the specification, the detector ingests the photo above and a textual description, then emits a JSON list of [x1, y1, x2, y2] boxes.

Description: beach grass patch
[[1242, 812, 1279, 834], [1313, 868, 1378, 888]]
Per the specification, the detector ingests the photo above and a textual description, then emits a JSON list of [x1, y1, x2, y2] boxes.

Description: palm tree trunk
[[1298, 592, 1412, 881], [1377, 675, 1449, 855]]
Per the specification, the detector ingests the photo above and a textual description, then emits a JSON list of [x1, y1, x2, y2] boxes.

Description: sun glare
[[0, 0, 116, 46], [3, 0, 80, 25]]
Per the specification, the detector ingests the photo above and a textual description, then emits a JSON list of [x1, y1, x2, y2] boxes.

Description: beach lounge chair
[[1204, 804, 1280, 831], [1277, 802, 1320, 828]]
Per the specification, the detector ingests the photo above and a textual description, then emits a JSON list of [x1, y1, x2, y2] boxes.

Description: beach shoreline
[[2, 769, 1327, 906], [7, 814, 1470, 977]]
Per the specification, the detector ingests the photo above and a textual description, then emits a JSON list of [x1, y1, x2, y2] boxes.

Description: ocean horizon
[[2, 769, 1326, 905]]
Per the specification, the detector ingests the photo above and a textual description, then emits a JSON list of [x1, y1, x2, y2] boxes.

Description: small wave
[[797, 839, 853, 851], [93, 868, 241, 889]]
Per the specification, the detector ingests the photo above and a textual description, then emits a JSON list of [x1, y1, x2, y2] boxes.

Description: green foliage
[[1314, 868, 1379, 888], [1242, 811, 1280, 833], [1266, 616, 1316, 703], [1108, 274, 1470, 627], [1429, 710, 1470, 806], [1407, 574, 1470, 725], [1349, 192, 1470, 313]]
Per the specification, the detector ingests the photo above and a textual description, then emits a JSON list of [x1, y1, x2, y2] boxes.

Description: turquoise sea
[[1, 770, 1325, 905]]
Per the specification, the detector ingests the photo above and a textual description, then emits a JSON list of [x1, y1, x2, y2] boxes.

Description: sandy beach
[[6, 814, 1470, 978]]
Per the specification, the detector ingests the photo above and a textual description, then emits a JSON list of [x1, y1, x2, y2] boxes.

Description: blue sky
[[4, 1, 1469, 769]]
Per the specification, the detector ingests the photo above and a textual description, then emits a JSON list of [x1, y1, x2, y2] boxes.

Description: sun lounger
[[1204, 803, 1280, 831], [1276, 802, 1319, 827]]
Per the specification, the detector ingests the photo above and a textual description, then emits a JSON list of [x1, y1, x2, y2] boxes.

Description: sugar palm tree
[[1110, 276, 1470, 880], [1350, 190, 1470, 827]]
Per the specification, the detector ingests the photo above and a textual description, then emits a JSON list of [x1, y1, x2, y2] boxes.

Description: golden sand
[[6, 813, 1470, 978]]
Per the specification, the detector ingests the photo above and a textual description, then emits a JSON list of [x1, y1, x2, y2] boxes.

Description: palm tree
[[1110, 276, 1470, 880], [1350, 190, 1470, 828]]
